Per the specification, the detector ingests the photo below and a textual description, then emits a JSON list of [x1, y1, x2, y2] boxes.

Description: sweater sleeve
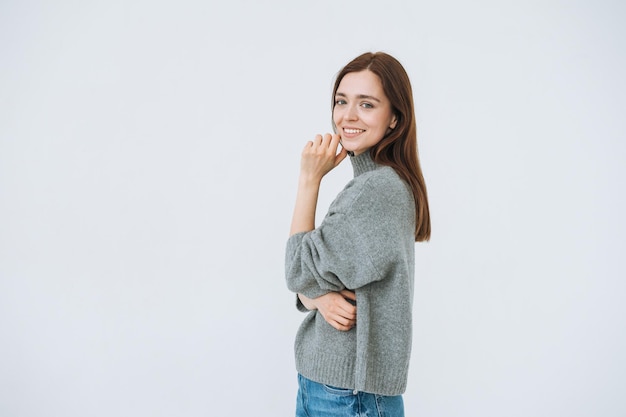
[[285, 173, 413, 297]]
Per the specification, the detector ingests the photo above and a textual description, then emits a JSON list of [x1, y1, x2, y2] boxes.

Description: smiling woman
[[284, 52, 431, 417]]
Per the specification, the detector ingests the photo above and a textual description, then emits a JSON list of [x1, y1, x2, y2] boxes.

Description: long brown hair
[[332, 52, 431, 241]]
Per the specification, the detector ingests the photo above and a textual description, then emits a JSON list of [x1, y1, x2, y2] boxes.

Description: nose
[[344, 104, 358, 121]]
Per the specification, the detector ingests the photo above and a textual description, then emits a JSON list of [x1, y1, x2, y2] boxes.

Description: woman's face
[[333, 70, 397, 156]]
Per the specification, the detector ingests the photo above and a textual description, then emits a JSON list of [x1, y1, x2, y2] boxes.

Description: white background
[[1, 1, 625, 416]]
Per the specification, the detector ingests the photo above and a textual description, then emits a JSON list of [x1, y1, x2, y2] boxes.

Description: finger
[[334, 144, 348, 166], [325, 308, 354, 325], [337, 299, 356, 317], [325, 133, 342, 153], [339, 308, 356, 320], [331, 295, 356, 311], [333, 134, 347, 163], [340, 289, 356, 301], [336, 304, 356, 320], [339, 310, 357, 323], [303, 135, 323, 156], [313, 134, 323, 146], [330, 320, 353, 332]]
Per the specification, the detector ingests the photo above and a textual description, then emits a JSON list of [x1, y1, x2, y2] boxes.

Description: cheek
[[332, 109, 341, 125]]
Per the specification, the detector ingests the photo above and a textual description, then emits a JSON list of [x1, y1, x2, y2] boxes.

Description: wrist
[[298, 174, 322, 188]]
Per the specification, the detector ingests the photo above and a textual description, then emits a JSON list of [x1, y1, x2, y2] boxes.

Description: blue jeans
[[296, 374, 404, 417]]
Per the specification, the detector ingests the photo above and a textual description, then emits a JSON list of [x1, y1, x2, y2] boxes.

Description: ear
[[390, 114, 398, 130]]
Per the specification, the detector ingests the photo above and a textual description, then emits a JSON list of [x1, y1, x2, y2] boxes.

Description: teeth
[[344, 128, 364, 134]]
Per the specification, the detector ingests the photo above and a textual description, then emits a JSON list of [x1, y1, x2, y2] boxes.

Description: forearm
[[289, 177, 321, 236], [297, 293, 318, 310]]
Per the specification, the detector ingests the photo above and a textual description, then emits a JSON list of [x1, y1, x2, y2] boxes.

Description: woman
[[285, 51, 430, 417]]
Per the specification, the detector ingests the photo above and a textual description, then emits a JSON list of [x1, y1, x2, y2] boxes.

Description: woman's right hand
[[299, 133, 347, 183], [298, 290, 357, 331]]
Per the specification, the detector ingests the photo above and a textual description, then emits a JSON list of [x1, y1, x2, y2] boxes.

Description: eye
[[360, 102, 374, 109], [334, 99, 347, 106]]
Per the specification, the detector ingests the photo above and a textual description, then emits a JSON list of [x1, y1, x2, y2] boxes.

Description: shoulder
[[331, 166, 413, 220], [359, 166, 413, 203]]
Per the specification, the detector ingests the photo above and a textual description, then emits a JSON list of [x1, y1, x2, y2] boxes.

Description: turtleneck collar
[[350, 150, 380, 178]]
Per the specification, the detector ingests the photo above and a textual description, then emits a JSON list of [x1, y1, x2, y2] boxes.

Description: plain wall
[[1, 1, 625, 416]]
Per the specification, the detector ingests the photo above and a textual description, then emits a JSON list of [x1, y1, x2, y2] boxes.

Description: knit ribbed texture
[[285, 150, 416, 396]]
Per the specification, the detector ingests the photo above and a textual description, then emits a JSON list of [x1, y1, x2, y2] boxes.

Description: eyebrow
[[335, 92, 381, 103]]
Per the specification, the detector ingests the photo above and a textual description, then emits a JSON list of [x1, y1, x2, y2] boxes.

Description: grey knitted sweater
[[285, 150, 416, 396]]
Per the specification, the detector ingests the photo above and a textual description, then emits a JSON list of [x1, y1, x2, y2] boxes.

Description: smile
[[343, 128, 365, 134]]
